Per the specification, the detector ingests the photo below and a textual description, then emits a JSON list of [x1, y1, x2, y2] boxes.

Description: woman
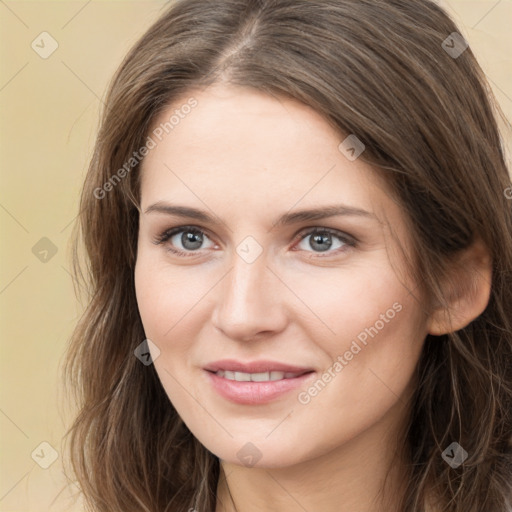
[[62, 0, 512, 511]]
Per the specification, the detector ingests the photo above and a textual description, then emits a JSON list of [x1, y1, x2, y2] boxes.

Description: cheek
[[134, 249, 210, 341], [307, 288, 426, 426], [296, 266, 427, 424], [134, 256, 166, 339], [287, 258, 417, 340]]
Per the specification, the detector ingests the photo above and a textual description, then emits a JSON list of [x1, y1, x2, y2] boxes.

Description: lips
[[203, 359, 316, 404], [205, 371, 316, 405]]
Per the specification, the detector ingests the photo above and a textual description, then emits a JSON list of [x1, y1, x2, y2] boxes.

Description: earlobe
[[427, 238, 493, 336]]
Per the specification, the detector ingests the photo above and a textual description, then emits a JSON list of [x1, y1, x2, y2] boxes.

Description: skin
[[134, 83, 488, 512]]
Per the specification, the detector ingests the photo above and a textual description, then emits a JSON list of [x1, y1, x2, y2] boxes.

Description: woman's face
[[135, 83, 431, 468]]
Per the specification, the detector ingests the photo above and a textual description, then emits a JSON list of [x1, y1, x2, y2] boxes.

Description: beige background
[[1, 1, 511, 511]]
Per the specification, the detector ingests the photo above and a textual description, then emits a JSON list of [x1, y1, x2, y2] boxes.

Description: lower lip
[[205, 370, 316, 405]]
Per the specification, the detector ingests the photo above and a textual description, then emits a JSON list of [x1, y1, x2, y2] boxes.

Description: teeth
[[251, 371, 273, 381], [215, 370, 303, 382]]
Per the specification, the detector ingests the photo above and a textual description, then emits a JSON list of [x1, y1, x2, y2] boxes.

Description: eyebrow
[[144, 201, 376, 227]]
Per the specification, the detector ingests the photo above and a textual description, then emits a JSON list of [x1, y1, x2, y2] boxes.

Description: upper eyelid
[[159, 225, 214, 242]]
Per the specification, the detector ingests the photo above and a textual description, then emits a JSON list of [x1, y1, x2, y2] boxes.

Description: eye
[[153, 225, 357, 258], [153, 226, 215, 257], [293, 227, 356, 256]]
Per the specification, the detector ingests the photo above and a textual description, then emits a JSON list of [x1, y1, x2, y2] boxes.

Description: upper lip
[[204, 359, 314, 374]]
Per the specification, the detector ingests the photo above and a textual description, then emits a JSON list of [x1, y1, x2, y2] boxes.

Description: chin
[[199, 435, 313, 469]]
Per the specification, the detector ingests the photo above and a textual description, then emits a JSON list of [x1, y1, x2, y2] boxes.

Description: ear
[[427, 237, 492, 335]]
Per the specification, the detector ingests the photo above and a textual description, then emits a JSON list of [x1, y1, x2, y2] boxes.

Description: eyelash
[[152, 225, 357, 258]]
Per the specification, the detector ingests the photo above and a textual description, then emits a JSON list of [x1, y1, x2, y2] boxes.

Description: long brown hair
[[62, 1, 512, 510]]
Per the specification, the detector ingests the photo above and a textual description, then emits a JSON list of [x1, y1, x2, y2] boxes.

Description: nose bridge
[[212, 242, 285, 340]]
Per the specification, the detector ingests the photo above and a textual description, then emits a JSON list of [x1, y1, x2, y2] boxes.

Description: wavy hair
[[62, 0, 512, 510]]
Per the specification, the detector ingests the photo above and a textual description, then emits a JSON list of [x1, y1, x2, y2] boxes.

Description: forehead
[[140, 83, 392, 221]]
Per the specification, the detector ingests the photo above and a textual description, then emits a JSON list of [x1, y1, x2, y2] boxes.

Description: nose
[[211, 249, 288, 342]]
